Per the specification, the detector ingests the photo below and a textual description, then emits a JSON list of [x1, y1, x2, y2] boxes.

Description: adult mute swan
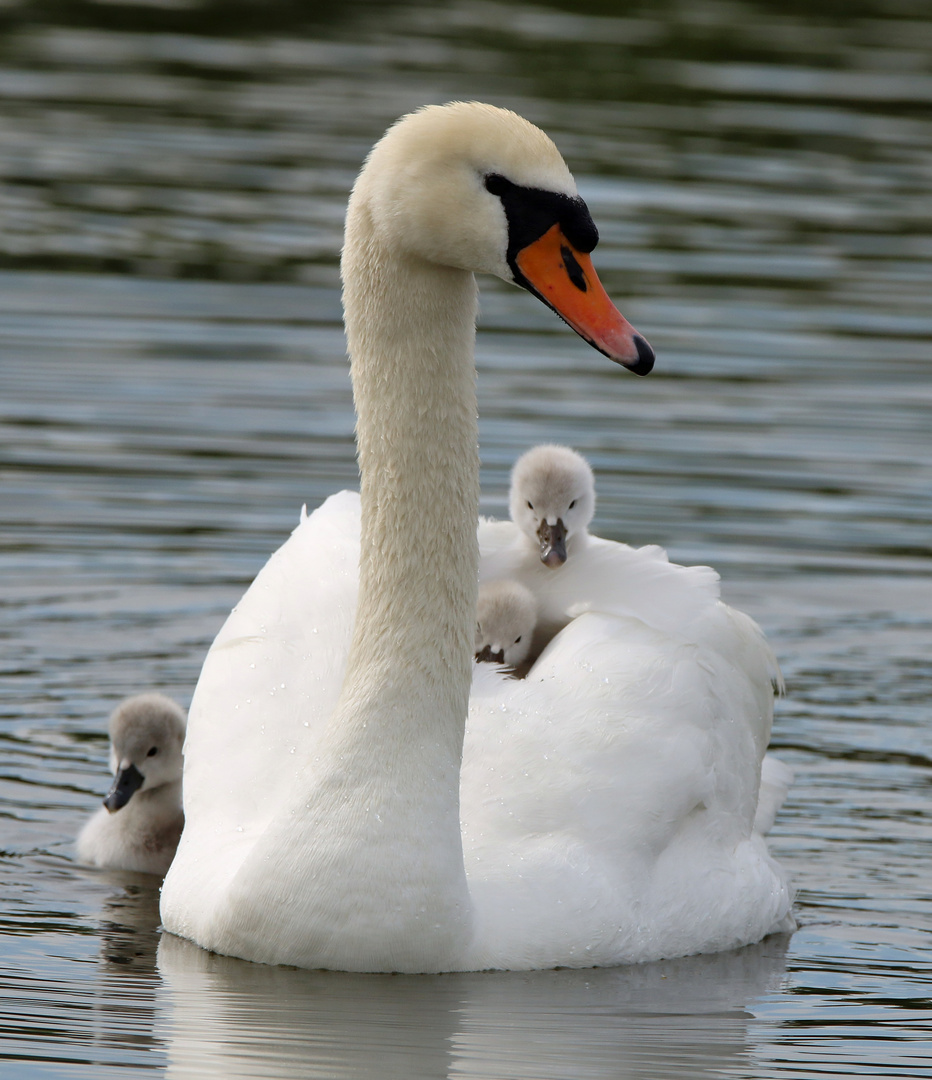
[[78, 693, 185, 877], [160, 101, 793, 972]]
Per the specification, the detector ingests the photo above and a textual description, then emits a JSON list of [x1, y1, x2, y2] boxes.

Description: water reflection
[[0, 862, 167, 1072], [83, 881, 166, 1065], [95, 879, 163, 972], [158, 932, 791, 1080]]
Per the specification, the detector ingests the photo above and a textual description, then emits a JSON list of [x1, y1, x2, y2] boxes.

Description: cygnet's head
[[475, 580, 537, 667], [509, 444, 596, 568], [104, 693, 186, 812]]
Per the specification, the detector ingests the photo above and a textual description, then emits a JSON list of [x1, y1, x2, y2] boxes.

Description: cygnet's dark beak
[[537, 519, 567, 568], [104, 763, 144, 812], [476, 645, 505, 664]]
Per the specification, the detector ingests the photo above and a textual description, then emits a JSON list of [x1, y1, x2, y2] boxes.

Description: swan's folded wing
[[465, 611, 757, 868], [483, 532, 780, 756], [530, 538, 722, 636], [462, 610, 790, 967]]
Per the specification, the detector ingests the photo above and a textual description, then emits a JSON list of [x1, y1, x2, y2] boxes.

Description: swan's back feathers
[[479, 519, 780, 738], [480, 519, 721, 634], [463, 611, 791, 967], [471, 517, 786, 965]]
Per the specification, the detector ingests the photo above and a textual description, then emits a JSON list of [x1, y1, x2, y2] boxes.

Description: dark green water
[[1, 1, 930, 1076]]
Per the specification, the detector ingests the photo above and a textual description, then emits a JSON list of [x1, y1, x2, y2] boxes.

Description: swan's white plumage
[[168, 490, 793, 968], [465, 612, 790, 966], [161, 101, 793, 971], [169, 490, 360, 903]]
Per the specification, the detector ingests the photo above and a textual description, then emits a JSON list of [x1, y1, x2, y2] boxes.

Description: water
[[1, 0, 930, 1075]]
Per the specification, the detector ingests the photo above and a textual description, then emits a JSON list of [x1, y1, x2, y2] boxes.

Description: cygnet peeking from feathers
[[509, 444, 595, 567], [77, 693, 186, 877], [475, 579, 537, 670]]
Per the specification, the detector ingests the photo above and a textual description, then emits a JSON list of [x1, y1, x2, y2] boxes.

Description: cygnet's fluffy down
[[477, 444, 597, 667], [475, 580, 537, 670], [77, 692, 186, 877], [509, 444, 595, 567]]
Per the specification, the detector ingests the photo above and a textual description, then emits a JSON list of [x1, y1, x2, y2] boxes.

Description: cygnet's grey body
[[509, 444, 596, 567], [485, 444, 598, 666], [475, 579, 537, 671], [77, 692, 186, 877]]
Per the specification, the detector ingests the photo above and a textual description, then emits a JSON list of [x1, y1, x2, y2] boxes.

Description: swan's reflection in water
[[158, 932, 791, 1080]]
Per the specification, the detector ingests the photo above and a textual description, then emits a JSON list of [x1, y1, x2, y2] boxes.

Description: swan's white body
[[160, 102, 794, 971], [78, 693, 186, 877]]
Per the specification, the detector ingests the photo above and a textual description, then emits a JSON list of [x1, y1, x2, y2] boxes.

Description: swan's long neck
[[343, 227, 480, 736], [276, 198, 479, 970]]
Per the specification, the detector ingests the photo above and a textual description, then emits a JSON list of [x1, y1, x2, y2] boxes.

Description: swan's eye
[[147, 746, 158, 757], [527, 501, 534, 510], [569, 499, 577, 510], [484, 174, 511, 197]]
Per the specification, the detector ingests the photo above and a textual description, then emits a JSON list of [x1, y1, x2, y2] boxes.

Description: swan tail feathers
[[753, 754, 794, 836]]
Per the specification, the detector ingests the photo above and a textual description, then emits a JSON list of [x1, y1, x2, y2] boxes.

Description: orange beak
[[515, 224, 654, 375]]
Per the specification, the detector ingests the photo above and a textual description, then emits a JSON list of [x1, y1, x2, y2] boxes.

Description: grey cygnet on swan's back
[[475, 579, 537, 669], [509, 444, 596, 568]]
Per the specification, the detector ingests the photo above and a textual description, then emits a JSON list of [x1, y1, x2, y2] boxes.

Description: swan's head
[[509, 444, 596, 568], [104, 693, 186, 812], [475, 580, 537, 667], [348, 101, 653, 374]]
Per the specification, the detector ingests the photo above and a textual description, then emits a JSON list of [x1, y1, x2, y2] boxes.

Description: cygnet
[[77, 692, 186, 877], [509, 444, 595, 568], [475, 579, 537, 672]]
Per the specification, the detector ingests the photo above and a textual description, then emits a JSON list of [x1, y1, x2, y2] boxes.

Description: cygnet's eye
[[147, 746, 159, 757], [514, 636, 522, 644], [568, 499, 577, 510], [526, 501, 534, 510]]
